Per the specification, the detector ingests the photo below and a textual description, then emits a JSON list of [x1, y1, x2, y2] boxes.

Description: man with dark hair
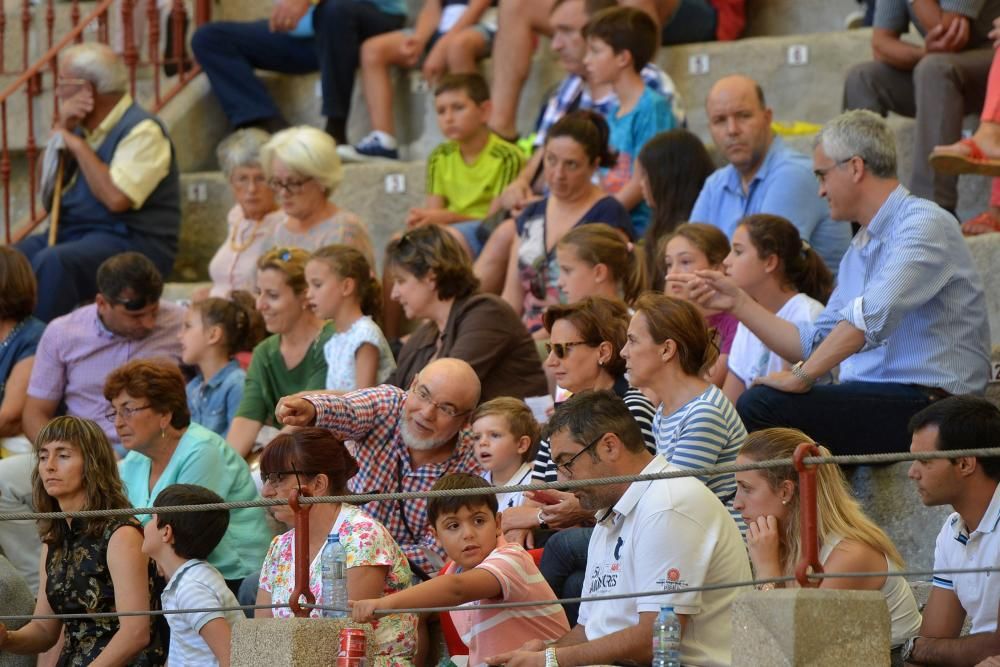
[[22, 252, 182, 446], [491, 390, 749, 667], [903, 395, 1000, 665]]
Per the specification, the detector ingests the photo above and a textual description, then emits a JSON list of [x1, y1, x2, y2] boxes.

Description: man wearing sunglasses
[[276, 357, 482, 576], [490, 390, 750, 667], [22, 252, 183, 450]]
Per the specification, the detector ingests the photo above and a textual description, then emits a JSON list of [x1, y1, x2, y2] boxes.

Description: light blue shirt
[[119, 422, 271, 580], [186, 359, 245, 437], [798, 185, 991, 395], [690, 136, 852, 277]]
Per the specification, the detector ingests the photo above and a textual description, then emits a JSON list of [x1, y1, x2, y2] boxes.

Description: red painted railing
[[794, 442, 824, 588], [0, 0, 210, 243], [288, 489, 315, 618]]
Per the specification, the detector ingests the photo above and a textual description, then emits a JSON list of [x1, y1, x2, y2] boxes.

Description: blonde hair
[[472, 397, 540, 462], [260, 126, 343, 194], [257, 247, 311, 295], [558, 223, 647, 305], [740, 427, 904, 577]]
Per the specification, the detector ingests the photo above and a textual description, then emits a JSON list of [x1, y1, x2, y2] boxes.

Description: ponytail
[[739, 214, 833, 304], [309, 244, 384, 326], [193, 291, 267, 358], [558, 223, 648, 306]]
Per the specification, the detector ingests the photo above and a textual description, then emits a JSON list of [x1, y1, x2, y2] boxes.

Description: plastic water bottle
[[651, 605, 681, 667], [320, 534, 348, 618]]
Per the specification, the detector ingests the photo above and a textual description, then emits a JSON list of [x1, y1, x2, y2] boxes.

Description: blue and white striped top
[[652, 384, 746, 515], [797, 185, 991, 395]]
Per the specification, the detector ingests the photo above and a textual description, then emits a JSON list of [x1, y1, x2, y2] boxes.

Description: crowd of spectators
[[1, 0, 1000, 665]]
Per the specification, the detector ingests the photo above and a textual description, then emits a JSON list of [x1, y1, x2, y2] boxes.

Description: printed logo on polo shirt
[[614, 537, 624, 560], [655, 567, 688, 591]]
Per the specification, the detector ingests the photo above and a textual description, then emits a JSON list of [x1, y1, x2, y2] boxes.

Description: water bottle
[[651, 605, 681, 667], [320, 533, 348, 618]]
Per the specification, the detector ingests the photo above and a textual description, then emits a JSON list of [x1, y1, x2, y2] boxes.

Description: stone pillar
[[232, 618, 377, 667], [732, 589, 890, 666]]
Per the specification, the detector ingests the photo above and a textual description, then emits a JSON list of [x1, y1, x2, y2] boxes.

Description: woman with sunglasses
[[500, 111, 634, 337], [104, 358, 271, 597], [228, 247, 335, 458], [260, 126, 374, 265], [385, 224, 547, 400], [256, 428, 417, 665]]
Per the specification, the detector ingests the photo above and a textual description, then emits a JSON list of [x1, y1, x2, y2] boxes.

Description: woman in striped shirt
[[622, 292, 746, 525]]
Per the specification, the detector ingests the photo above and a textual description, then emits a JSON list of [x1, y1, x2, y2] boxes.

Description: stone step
[[745, 0, 865, 37]]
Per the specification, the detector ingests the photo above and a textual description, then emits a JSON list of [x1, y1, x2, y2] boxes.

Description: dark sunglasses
[[545, 341, 590, 359]]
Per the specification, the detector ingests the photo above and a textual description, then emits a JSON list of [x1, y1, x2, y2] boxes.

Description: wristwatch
[[901, 636, 921, 663], [790, 361, 816, 388], [545, 647, 559, 667]]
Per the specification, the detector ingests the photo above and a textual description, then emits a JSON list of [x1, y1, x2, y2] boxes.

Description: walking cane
[[47, 151, 65, 247]]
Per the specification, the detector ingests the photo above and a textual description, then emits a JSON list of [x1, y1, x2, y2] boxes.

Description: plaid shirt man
[[305, 384, 481, 574]]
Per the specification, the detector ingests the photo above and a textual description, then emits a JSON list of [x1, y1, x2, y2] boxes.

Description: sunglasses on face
[[545, 341, 590, 359]]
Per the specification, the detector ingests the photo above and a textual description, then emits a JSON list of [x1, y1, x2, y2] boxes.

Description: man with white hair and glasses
[[16, 42, 180, 322], [677, 109, 991, 455]]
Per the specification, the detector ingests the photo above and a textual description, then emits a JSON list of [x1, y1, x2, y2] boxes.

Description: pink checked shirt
[[27, 302, 184, 445], [305, 385, 481, 573]]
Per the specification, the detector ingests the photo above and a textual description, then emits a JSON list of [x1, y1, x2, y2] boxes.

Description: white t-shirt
[[727, 293, 824, 387], [577, 455, 751, 667], [162, 559, 244, 667], [482, 462, 533, 511], [323, 316, 396, 392], [932, 483, 1000, 635]]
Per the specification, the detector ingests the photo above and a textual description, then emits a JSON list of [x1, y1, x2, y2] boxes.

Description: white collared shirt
[[932, 483, 1000, 634], [577, 455, 751, 667], [483, 462, 534, 510], [162, 559, 244, 666]]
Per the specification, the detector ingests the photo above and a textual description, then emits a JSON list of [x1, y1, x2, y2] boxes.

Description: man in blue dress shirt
[[680, 110, 991, 455], [691, 75, 852, 277]]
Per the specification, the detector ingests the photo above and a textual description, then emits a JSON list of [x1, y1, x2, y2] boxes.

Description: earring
[[160, 428, 166, 439], [781, 499, 789, 505]]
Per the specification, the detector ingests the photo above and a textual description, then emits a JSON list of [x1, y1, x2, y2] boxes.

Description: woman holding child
[[0, 416, 165, 665], [256, 428, 417, 666]]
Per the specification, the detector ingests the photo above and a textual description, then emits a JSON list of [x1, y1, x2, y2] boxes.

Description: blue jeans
[[191, 0, 405, 126], [538, 527, 593, 627], [452, 220, 485, 257], [736, 382, 947, 455]]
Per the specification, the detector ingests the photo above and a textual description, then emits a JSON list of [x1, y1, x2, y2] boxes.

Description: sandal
[[961, 210, 1000, 236], [930, 138, 1000, 177]]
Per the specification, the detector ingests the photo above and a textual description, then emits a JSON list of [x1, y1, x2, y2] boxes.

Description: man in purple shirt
[[22, 252, 183, 446]]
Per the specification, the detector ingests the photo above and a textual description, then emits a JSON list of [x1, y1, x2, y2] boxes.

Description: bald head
[[705, 75, 773, 177], [401, 358, 482, 452], [420, 358, 482, 408]]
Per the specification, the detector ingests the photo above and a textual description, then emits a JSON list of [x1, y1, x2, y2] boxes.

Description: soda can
[[338, 627, 366, 658], [335, 658, 365, 667]]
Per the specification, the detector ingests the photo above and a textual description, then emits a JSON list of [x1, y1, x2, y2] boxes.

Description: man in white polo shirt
[[904, 395, 1000, 665], [489, 390, 751, 667]]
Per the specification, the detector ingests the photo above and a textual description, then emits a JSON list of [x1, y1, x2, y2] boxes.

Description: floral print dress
[[46, 517, 166, 666], [259, 503, 417, 666]]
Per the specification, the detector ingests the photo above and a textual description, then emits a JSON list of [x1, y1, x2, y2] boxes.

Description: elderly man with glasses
[[490, 389, 750, 667], [16, 42, 180, 322], [277, 357, 482, 576]]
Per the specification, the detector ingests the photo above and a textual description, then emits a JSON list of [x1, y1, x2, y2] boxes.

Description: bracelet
[[756, 582, 776, 592], [537, 509, 549, 530], [790, 361, 816, 388], [545, 647, 559, 667]]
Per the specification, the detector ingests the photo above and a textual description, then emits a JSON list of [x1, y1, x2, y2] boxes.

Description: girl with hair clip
[[721, 214, 834, 404], [555, 223, 647, 306], [502, 110, 635, 336], [663, 222, 737, 387], [305, 245, 396, 392], [734, 427, 921, 656], [0, 416, 166, 665], [622, 293, 746, 530], [181, 291, 268, 437], [256, 428, 417, 665]]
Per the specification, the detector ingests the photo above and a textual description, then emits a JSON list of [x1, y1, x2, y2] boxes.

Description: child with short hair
[[181, 292, 267, 437], [472, 398, 539, 510], [305, 245, 396, 391], [142, 484, 245, 667], [584, 6, 675, 236], [342, 0, 497, 162], [406, 73, 525, 257], [350, 473, 569, 667]]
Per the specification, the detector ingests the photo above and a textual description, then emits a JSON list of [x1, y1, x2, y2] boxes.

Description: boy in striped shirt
[[350, 473, 569, 666]]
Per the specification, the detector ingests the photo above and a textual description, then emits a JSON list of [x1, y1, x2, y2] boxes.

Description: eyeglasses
[[409, 383, 470, 419], [104, 404, 152, 423], [260, 470, 317, 487], [56, 77, 89, 89], [813, 157, 855, 184], [267, 177, 311, 194], [554, 433, 606, 477], [545, 341, 590, 359]]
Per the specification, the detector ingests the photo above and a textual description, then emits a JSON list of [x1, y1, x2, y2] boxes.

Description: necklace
[[0, 319, 27, 351], [229, 214, 270, 253]]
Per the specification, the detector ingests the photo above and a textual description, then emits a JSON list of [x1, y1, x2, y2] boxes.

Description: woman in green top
[[228, 247, 334, 458]]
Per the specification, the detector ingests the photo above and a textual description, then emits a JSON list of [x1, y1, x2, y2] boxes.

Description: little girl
[[722, 213, 832, 404], [555, 223, 646, 307], [663, 223, 737, 388], [305, 245, 396, 391], [181, 291, 266, 437]]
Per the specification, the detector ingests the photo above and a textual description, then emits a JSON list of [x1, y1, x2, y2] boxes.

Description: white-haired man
[[16, 42, 179, 322]]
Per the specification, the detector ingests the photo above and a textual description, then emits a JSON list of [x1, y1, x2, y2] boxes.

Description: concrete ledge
[[732, 588, 890, 666], [231, 618, 377, 667]]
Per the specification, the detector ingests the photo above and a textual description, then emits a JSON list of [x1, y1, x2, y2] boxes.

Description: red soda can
[[337, 627, 366, 667]]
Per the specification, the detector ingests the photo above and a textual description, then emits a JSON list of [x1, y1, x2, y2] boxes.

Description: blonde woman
[[260, 126, 374, 265], [733, 427, 921, 654]]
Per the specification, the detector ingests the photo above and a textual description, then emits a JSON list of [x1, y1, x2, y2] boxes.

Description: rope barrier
[[2, 446, 997, 522], [1, 566, 996, 623]]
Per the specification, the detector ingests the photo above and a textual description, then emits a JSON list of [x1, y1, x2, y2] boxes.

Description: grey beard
[[400, 420, 452, 451]]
